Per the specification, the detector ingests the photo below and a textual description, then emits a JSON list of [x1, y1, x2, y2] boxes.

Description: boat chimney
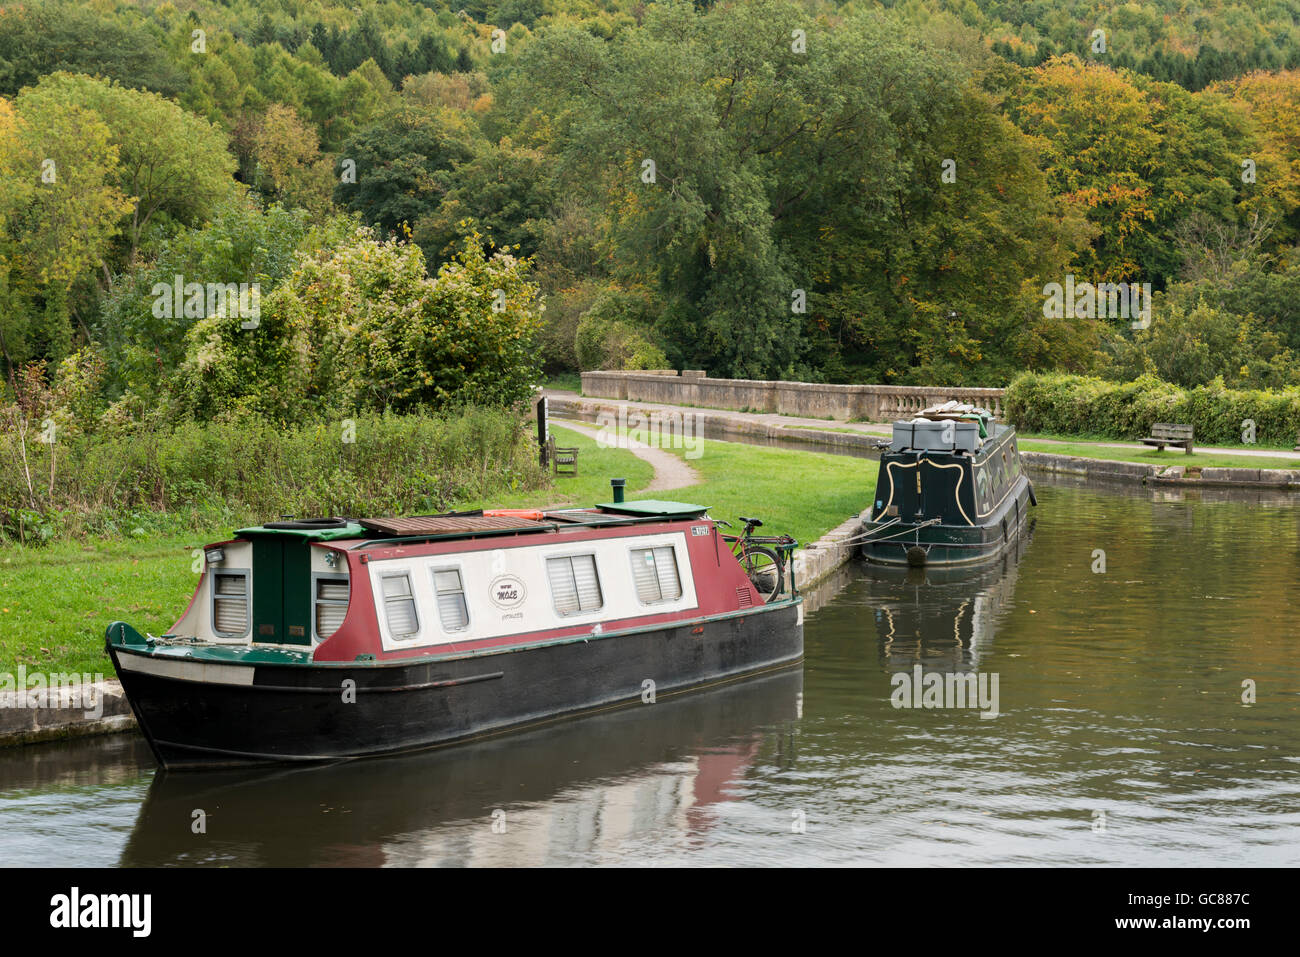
[[610, 478, 626, 504]]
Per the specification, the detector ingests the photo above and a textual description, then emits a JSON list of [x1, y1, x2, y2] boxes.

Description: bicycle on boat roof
[[715, 516, 798, 602]]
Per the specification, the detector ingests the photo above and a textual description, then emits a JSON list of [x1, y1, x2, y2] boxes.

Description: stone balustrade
[[578, 371, 1005, 421]]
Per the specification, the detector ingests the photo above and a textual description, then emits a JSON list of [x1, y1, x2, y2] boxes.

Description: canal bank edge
[[0, 679, 136, 748], [792, 514, 864, 591], [1021, 451, 1300, 489], [550, 395, 1300, 491]]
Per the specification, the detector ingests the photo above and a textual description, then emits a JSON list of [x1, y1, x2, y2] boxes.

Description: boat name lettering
[[488, 574, 528, 609]]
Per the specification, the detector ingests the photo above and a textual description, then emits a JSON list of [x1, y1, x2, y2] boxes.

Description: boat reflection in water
[[868, 522, 1033, 674], [119, 667, 802, 867]]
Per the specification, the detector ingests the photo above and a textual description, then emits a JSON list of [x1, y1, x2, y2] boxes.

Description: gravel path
[[551, 419, 701, 492]]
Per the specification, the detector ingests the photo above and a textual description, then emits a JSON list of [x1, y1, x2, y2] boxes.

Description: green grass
[[1019, 430, 1300, 453], [483, 424, 870, 548], [787, 424, 881, 435], [0, 534, 212, 678], [460, 425, 655, 510], [1019, 440, 1300, 470], [2, 425, 871, 678], [640, 428, 871, 549]]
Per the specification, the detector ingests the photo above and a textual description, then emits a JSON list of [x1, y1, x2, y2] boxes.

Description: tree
[[16, 74, 238, 267], [333, 107, 476, 236], [250, 104, 335, 213], [1213, 71, 1300, 243], [1109, 298, 1298, 389], [1005, 55, 1164, 282], [1007, 55, 1261, 286], [574, 288, 669, 370], [511, 1, 1087, 380], [414, 135, 552, 264], [94, 198, 316, 399], [0, 94, 131, 370], [0, 1, 185, 98]]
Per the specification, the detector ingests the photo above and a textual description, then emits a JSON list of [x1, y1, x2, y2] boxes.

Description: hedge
[[1004, 372, 1300, 446]]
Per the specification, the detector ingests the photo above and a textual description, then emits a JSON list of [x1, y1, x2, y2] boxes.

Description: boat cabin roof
[[234, 500, 712, 549]]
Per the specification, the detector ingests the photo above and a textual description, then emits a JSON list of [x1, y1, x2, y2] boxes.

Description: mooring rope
[[842, 516, 942, 547]]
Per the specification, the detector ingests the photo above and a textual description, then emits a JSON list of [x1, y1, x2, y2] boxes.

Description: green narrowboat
[[861, 403, 1035, 568]]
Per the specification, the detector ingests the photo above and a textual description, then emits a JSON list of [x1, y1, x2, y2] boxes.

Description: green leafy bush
[[173, 229, 543, 423], [573, 287, 669, 371], [1006, 371, 1300, 445]]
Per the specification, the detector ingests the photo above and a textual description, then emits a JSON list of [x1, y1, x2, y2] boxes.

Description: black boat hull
[[108, 601, 803, 770], [862, 474, 1033, 567]]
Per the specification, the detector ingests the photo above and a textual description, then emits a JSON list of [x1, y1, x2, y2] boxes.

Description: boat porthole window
[[431, 568, 469, 632], [630, 546, 682, 604], [381, 572, 420, 639], [212, 571, 250, 638], [547, 554, 603, 616], [314, 576, 350, 641]]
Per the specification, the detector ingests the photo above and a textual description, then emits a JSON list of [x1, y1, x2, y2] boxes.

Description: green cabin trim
[[235, 522, 367, 541], [594, 500, 710, 517]]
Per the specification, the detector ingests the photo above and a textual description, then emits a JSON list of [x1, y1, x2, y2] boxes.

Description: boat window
[[212, 571, 249, 637], [314, 577, 349, 640], [547, 554, 603, 616], [381, 573, 420, 639], [432, 568, 469, 632], [630, 546, 682, 603]]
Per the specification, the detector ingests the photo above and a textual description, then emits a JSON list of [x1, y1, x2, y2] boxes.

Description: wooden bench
[[546, 434, 579, 476], [1142, 422, 1194, 454]]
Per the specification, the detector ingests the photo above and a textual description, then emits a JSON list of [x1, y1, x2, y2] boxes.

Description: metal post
[[537, 394, 548, 468]]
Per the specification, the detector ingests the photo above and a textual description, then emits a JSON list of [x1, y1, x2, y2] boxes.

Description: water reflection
[[869, 526, 1031, 673], [119, 668, 802, 867]]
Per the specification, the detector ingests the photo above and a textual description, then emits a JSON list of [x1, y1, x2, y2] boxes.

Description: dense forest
[[2, 0, 1300, 411]]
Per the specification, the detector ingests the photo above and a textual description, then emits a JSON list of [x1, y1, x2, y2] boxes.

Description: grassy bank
[[1018, 440, 1300, 470], [2, 425, 871, 679], [783, 423, 1300, 469], [635, 428, 870, 548], [0, 535, 201, 677], [1020, 429, 1300, 452]]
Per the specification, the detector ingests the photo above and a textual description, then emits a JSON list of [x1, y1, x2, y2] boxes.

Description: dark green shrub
[[1005, 371, 1300, 445]]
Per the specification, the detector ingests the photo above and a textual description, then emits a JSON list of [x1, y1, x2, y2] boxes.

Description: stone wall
[[580, 371, 1006, 421], [0, 679, 136, 747]]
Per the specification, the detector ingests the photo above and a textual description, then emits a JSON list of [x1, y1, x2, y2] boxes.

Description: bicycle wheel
[[740, 545, 784, 601]]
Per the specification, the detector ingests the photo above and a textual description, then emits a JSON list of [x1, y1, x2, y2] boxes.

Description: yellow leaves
[[0, 96, 16, 147]]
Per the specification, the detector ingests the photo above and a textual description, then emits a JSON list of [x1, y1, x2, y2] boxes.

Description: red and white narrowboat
[[106, 494, 803, 770]]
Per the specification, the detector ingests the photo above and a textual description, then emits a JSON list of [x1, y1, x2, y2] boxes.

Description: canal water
[[2, 478, 1298, 866]]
